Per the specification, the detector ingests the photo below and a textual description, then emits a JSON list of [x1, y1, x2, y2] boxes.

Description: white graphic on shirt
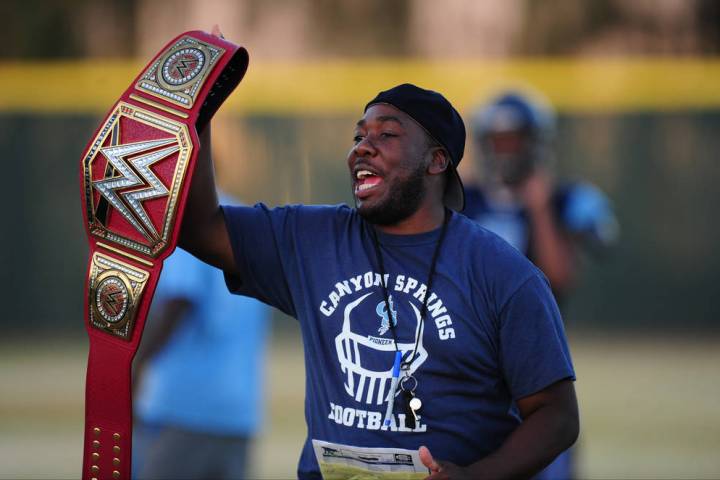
[[334, 292, 427, 406]]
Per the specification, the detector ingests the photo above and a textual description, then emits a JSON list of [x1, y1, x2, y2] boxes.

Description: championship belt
[[78, 31, 248, 480]]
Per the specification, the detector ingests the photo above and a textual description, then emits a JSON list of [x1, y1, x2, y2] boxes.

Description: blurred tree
[[1, 0, 87, 58], [1, 0, 136, 58], [308, 0, 411, 56], [516, 0, 705, 55], [2, 0, 718, 59], [697, 0, 720, 53], [517, 0, 621, 54]]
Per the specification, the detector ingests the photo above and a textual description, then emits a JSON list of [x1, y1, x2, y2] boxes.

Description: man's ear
[[427, 148, 450, 175]]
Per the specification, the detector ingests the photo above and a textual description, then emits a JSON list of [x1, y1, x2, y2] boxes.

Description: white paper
[[312, 439, 429, 480]]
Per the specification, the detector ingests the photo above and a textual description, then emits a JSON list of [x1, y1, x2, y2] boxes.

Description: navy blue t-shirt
[[222, 204, 575, 478]]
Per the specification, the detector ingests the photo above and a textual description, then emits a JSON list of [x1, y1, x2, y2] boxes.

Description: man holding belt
[[180, 42, 578, 477]]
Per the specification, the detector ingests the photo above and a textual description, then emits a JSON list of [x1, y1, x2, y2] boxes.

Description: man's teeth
[[355, 169, 380, 193]]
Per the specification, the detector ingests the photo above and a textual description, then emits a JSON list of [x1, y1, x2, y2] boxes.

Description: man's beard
[[356, 164, 427, 226]]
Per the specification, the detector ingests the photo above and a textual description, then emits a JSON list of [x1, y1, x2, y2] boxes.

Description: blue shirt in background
[[135, 246, 270, 435]]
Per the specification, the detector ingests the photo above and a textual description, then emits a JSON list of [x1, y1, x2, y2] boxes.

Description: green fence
[[3, 111, 719, 334]]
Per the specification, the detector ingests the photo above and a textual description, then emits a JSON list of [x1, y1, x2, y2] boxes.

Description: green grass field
[[1, 331, 718, 479]]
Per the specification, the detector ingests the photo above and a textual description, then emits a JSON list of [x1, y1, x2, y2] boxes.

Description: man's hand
[[419, 380, 578, 480], [419, 446, 466, 480], [211, 24, 224, 39], [514, 168, 553, 211]]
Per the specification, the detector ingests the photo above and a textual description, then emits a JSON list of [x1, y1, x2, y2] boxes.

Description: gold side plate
[[87, 252, 150, 340]]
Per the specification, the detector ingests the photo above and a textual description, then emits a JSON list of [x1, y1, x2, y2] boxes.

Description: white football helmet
[[334, 292, 427, 405]]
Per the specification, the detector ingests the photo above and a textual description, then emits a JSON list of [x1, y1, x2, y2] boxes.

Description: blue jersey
[[463, 181, 618, 259], [223, 204, 574, 478], [135, 247, 270, 435]]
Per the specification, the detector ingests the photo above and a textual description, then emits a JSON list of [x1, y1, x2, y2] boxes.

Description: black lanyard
[[369, 209, 450, 371]]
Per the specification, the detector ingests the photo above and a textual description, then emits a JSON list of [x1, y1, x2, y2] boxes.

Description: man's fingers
[[419, 445, 441, 472], [211, 24, 225, 39]]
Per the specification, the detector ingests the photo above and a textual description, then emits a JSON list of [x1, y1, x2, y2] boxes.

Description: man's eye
[[353, 135, 364, 144], [380, 132, 396, 138]]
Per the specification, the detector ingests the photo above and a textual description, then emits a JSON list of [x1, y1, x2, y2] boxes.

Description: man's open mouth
[[354, 169, 383, 195]]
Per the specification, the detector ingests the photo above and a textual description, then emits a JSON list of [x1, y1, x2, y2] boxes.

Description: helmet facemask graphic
[[335, 292, 428, 406]]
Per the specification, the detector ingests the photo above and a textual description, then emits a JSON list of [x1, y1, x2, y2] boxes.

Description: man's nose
[[353, 136, 376, 157]]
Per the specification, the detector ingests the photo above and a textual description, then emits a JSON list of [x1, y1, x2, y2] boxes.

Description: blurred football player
[[464, 89, 619, 479], [465, 89, 618, 302]]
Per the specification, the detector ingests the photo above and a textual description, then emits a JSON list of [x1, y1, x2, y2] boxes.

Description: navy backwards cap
[[365, 83, 466, 211]]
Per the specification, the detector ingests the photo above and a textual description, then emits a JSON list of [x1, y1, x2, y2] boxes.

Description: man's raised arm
[[179, 124, 239, 275]]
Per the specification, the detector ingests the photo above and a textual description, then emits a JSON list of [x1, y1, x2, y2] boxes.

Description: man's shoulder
[[451, 212, 533, 264], [223, 202, 355, 221], [271, 203, 358, 227], [449, 212, 544, 300], [288, 203, 355, 218], [452, 210, 517, 244], [223, 202, 360, 241]]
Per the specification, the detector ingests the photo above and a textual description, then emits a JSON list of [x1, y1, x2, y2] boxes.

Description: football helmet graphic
[[335, 292, 427, 405]]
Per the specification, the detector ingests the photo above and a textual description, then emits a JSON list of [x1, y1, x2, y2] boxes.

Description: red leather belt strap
[[78, 30, 248, 480]]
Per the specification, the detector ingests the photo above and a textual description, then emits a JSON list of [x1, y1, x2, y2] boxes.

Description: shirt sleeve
[[558, 182, 620, 248], [498, 273, 576, 400], [221, 203, 296, 316]]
